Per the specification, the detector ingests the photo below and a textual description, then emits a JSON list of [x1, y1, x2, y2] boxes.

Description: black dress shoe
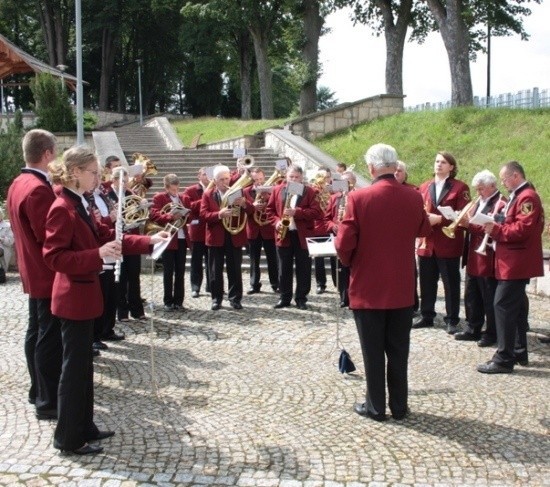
[[515, 357, 529, 366], [392, 409, 410, 420], [246, 287, 259, 295], [271, 285, 279, 292], [316, 286, 326, 295], [173, 305, 186, 311], [412, 318, 434, 329], [339, 301, 348, 308], [93, 341, 108, 351], [36, 409, 57, 420], [88, 430, 115, 441], [353, 403, 387, 421], [191, 291, 200, 298], [477, 337, 496, 347], [70, 443, 104, 455], [477, 361, 513, 374], [446, 324, 458, 335], [163, 304, 174, 312], [455, 331, 481, 341], [538, 335, 550, 344], [273, 300, 291, 309], [230, 302, 243, 310], [296, 302, 308, 310], [102, 332, 125, 341], [211, 302, 221, 311], [93, 349, 100, 357]]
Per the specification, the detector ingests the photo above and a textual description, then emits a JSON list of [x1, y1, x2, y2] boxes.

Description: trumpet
[[474, 195, 505, 255], [442, 196, 480, 239]]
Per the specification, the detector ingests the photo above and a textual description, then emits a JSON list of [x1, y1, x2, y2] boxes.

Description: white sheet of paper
[[255, 186, 273, 194], [306, 236, 337, 257], [275, 159, 289, 171], [226, 188, 243, 205], [287, 181, 304, 196], [331, 179, 348, 193], [469, 212, 494, 226], [437, 205, 459, 221], [233, 147, 246, 158], [151, 236, 172, 260]]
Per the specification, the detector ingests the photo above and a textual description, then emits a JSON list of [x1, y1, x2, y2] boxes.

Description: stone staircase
[[112, 124, 283, 198]]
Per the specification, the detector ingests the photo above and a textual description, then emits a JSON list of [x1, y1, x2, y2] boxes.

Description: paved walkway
[[0, 268, 549, 487]]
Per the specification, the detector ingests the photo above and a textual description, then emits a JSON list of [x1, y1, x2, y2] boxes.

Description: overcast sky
[[318, 2, 550, 107]]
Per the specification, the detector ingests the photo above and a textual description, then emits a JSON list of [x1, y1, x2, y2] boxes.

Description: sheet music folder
[[306, 236, 337, 258]]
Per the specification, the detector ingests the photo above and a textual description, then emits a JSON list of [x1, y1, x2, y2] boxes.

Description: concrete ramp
[[92, 131, 129, 167]]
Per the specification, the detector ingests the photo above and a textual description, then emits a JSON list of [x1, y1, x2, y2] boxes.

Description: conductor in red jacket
[[336, 143, 431, 421], [43, 146, 167, 455], [7, 128, 62, 418], [477, 161, 544, 374], [413, 152, 471, 334]]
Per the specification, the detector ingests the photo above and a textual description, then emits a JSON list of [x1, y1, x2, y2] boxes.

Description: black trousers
[[492, 279, 529, 368], [208, 232, 243, 305], [464, 273, 497, 341], [248, 236, 278, 291], [94, 269, 116, 340], [161, 238, 187, 306], [25, 298, 39, 404], [54, 318, 99, 451], [314, 256, 337, 288], [337, 261, 350, 306], [418, 255, 461, 325], [117, 254, 144, 319], [33, 297, 62, 412], [354, 307, 412, 417], [190, 240, 210, 293], [276, 231, 311, 304]]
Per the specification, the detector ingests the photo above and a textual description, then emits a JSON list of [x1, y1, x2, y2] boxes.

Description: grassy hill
[[170, 108, 549, 244]]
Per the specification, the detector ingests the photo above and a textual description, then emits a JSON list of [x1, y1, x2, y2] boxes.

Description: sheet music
[[469, 212, 494, 226], [226, 188, 243, 205], [437, 205, 459, 221], [232, 147, 246, 158], [255, 186, 273, 194], [287, 181, 304, 196], [275, 159, 289, 171], [331, 179, 348, 193]]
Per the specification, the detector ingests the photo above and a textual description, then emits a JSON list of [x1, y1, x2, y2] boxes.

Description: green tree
[[30, 73, 75, 132], [0, 110, 24, 199], [317, 85, 338, 110]]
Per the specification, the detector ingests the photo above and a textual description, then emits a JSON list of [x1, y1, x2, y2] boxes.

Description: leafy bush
[[83, 112, 99, 131], [0, 110, 25, 199], [30, 73, 75, 132]]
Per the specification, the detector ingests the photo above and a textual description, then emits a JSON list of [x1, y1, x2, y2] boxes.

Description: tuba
[[130, 153, 158, 197], [220, 156, 254, 235]]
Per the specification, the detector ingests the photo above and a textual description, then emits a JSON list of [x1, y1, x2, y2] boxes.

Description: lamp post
[[75, 0, 84, 144], [56, 64, 68, 91], [136, 59, 143, 126]]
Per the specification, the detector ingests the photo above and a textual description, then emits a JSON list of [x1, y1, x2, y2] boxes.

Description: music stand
[[306, 236, 356, 374]]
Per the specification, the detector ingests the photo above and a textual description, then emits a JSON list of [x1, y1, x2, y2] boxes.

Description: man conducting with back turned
[[336, 143, 431, 421]]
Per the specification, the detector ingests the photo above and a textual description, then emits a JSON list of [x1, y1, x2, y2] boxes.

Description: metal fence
[[406, 87, 550, 112]]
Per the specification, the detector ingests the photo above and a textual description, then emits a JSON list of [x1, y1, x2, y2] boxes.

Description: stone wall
[[202, 135, 263, 150], [289, 94, 404, 141]]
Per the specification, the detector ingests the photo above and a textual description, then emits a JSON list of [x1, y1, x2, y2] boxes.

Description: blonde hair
[[49, 145, 97, 186]]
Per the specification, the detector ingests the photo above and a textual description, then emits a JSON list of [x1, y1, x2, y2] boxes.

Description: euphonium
[[253, 166, 286, 226], [442, 196, 480, 239], [130, 153, 158, 198], [221, 162, 254, 235]]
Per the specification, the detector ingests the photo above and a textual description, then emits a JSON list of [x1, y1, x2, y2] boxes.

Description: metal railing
[[406, 87, 549, 112]]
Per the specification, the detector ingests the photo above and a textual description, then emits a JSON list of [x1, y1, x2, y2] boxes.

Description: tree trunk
[[236, 31, 252, 120], [249, 25, 274, 119], [377, 0, 412, 96], [299, 0, 323, 116], [425, 0, 473, 106], [99, 27, 118, 110], [37, 1, 57, 65]]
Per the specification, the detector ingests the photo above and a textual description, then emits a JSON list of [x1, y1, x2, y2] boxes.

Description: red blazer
[[336, 175, 431, 309], [490, 183, 544, 280], [417, 177, 471, 258], [199, 188, 251, 248], [43, 189, 152, 321], [150, 191, 186, 250], [7, 169, 56, 298], [465, 192, 504, 278], [243, 185, 275, 240], [182, 183, 207, 243], [324, 192, 345, 236], [265, 183, 322, 249]]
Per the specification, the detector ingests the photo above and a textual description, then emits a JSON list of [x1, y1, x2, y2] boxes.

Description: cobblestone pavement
[[0, 268, 549, 487]]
